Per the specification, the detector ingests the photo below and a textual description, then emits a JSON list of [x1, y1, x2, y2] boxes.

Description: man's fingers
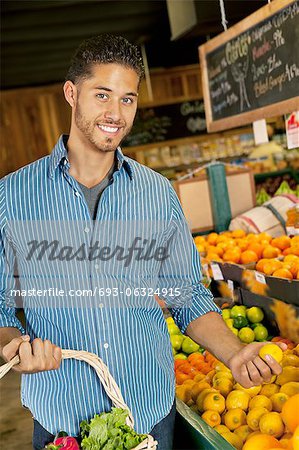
[[2, 335, 30, 361], [237, 364, 253, 389], [247, 360, 263, 385], [263, 354, 283, 375], [53, 346, 62, 368], [253, 356, 272, 383]]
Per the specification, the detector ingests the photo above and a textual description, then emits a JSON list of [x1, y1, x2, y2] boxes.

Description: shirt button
[[99, 303, 104, 308], [95, 264, 99, 270], [84, 227, 90, 233], [104, 343, 109, 349], [75, 191, 80, 197]]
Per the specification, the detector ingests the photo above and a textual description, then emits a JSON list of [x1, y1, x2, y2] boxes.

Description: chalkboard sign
[[123, 99, 206, 147], [200, 0, 299, 132]]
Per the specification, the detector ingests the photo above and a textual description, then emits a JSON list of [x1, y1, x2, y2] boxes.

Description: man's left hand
[[227, 341, 287, 388]]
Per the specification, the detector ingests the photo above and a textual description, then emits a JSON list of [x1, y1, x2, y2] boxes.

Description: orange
[[201, 410, 221, 427], [188, 353, 204, 365], [284, 254, 299, 263], [242, 434, 282, 450], [283, 245, 299, 256], [231, 229, 246, 238], [293, 425, 299, 450], [271, 236, 291, 251], [263, 246, 281, 258], [248, 242, 264, 259], [235, 238, 249, 251], [259, 232, 273, 243], [247, 233, 260, 242], [206, 253, 223, 263], [223, 248, 241, 264], [194, 236, 206, 245], [176, 372, 190, 385], [272, 268, 293, 279], [263, 260, 283, 275], [207, 232, 218, 245], [289, 261, 299, 278], [281, 394, 299, 432], [240, 250, 259, 265], [256, 258, 271, 273], [176, 384, 192, 403], [206, 245, 221, 255]]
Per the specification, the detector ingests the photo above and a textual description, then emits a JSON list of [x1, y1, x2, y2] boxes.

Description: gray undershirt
[[77, 162, 116, 220]]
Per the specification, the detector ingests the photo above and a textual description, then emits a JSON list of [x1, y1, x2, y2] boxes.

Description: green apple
[[181, 337, 200, 354], [174, 353, 188, 360], [170, 334, 184, 351], [167, 323, 181, 336]]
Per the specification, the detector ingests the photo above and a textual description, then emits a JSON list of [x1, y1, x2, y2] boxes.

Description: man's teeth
[[98, 125, 119, 133]]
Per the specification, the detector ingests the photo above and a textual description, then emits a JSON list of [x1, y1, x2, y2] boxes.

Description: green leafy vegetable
[[80, 408, 147, 450]]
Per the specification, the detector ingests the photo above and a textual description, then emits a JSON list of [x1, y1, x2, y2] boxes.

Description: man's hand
[[2, 335, 62, 374], [227, 341, 287, 388]]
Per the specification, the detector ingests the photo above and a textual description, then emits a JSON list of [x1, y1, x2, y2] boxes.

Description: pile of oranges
[[175, 344, 299, 450], [194, 231, 299, 280]]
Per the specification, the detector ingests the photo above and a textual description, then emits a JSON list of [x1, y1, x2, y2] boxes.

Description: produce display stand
[[173, 399, 234, 450], [254, 168, 299, 185]]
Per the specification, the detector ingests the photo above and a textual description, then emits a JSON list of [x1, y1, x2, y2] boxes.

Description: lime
[[174, 353, 188, 360], [170, 334, 184, 351], [222, 309, 231, 320], [225, 318, 234, 329], [254, 325, 269, 342], [233, 316, 249, 329], [250, 322, 262, 329], [182, 337, 200, 354], [231, 305, 247, 319], [246, 307, 264, 323], [172, 348, 177, 356], [238, 327, 255, 343]]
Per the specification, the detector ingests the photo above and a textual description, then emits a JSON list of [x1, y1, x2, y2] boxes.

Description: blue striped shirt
[[0, 135, 220, 436]]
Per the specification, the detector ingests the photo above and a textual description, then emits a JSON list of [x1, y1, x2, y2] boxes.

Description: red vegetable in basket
[[46, 436, 80, 449]]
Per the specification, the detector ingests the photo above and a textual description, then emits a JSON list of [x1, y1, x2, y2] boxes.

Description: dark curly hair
[[65, 34, 144, 84]]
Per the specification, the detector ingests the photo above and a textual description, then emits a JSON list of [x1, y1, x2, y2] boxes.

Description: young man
[[0, 35, 285, 450]]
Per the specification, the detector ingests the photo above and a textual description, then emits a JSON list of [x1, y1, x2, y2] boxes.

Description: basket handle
[[0, 349, 134, 428]]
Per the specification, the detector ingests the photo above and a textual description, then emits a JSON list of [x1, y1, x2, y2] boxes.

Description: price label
[[227, 279, 234, 293], [255, 271, 266, 284], [211, 263, 224, 280]]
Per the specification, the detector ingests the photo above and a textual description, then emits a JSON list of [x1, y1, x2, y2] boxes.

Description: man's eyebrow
[[95, 86, 138, 97]]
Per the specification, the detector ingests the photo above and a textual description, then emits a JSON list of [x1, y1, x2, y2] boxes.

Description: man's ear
[[63, 80, 77, 107]]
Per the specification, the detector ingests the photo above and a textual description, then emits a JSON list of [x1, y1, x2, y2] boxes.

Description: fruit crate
[[174, 399, 234, 450]]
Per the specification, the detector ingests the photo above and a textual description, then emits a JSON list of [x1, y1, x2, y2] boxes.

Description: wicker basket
[[0, 349, 157, 450]]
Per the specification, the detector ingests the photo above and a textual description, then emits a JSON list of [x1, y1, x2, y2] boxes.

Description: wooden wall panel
[[0, 64, 202, 177]]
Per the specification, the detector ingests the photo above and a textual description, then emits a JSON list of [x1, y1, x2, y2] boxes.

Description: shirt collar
[[48, 135, 133, 180]]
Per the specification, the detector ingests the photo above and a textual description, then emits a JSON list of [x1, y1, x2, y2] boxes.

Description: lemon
[[225, 318, 234, 329], [234, 383, 262, 397], [249, 394, 272, 411], [201, 410, 221, 427], [213, 377, 233, 397], [224, 408, 246, 430], [213, 371, 234, 382], [234, 425, 252, 443], [214, 424, 230, 435], [259, 411, 285, 438], [259, 344, 283, 364], [246, 407, 268, 431], [196, 388, 217, 412], [270, 393, 289, 412], [260, 383, 279, 397], [221, 431, 243, 450], [226, 390, 250, 411], [203, 392, 226, 413]]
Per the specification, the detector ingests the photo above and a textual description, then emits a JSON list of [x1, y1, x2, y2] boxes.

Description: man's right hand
[[2, 335, 62, 374]]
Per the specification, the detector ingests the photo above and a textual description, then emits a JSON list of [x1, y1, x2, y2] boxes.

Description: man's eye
[[122, 97, 133, 104], [96, 93, 108, 100]]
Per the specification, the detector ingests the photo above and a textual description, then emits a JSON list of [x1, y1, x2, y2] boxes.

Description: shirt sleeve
[[0, 180, 25, 333], [157, 182, 221, 334]]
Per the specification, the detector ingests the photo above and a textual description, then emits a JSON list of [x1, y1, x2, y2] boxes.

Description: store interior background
[[1, 1, 298, 449]]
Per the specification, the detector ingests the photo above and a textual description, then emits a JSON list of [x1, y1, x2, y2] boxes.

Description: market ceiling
[[1, 0, 266, 90]]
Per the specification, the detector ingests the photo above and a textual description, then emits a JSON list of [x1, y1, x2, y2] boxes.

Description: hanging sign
[[199, 0, 299, 132]]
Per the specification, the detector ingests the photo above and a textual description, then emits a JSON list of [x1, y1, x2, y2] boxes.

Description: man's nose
[[104, 100, 121, 122]]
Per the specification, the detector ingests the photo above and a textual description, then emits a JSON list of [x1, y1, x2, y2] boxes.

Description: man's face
[[73, 63, 139, 152]]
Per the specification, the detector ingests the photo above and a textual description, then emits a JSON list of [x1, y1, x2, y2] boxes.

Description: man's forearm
[[0, 327, 22, 359], [186, 312, 243, 367]]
